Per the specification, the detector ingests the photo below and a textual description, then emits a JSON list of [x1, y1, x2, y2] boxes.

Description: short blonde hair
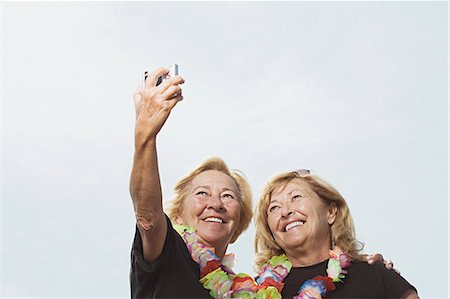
[[254, 170, 364, 270], [168, 157, 252, 244]]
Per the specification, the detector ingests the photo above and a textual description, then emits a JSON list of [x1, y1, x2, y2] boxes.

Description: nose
[[281, 205, 293, 219], [206, 194, 225, 211]]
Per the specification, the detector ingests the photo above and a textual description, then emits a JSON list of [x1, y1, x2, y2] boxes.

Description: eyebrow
[[193, 186, 209, 190], [192, 186, 237, 193]]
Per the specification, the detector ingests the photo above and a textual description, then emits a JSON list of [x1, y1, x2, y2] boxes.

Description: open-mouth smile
[[204, 217, 226, 224], [284, 220, 305, 232]]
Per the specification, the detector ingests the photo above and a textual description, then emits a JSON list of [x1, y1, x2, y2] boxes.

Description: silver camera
[[144, 64, 179, 86]]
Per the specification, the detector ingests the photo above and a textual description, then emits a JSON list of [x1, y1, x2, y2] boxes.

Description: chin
[[280, 238, 307, 250], [198, 231, 231, 248], [200, 231, 226, 242]]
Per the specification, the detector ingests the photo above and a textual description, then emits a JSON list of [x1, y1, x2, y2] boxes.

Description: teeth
[[285, 221, 304, 232], [205, 217, 223, 223]]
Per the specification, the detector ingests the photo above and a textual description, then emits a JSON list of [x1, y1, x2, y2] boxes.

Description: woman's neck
[[200, 237, 227, 260], [285, 243, 331, 267], [215, 246, 227, 261]]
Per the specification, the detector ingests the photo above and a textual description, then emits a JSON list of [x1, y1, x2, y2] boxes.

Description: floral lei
[[174, 225, 351, 299]]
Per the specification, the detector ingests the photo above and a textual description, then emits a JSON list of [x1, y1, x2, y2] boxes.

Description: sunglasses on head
[[294, 169, 311, 175]]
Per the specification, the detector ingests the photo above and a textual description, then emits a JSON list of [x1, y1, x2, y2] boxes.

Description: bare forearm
[[130, 137, 164, 230]]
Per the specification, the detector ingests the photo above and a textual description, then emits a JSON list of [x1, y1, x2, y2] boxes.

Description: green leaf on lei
[[173, 224, 195, 236], [327, 258, 343, 282], [256, 286, 282, 299], [268, 254, 292, 272], [200, 268, 231, 298], [232, 290, 255, 299]]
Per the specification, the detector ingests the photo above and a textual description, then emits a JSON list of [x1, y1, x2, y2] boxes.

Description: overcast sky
[[2, 1, 448, 298]]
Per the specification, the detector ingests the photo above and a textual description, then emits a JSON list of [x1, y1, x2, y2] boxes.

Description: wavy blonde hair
[[168, 157, 253, 243], [254, 170, 364, 270]]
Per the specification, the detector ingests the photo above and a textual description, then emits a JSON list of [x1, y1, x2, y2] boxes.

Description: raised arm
[[130, 67, 184, 263]]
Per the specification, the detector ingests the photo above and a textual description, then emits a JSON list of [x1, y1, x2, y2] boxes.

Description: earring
[[330, 235, 335, 250]]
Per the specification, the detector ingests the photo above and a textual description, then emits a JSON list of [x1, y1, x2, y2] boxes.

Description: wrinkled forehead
[[270, 178, 313, 201], [190, 169, 239, 192]]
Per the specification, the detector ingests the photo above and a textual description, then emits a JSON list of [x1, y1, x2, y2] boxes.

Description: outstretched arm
[[130, 67, 184, 263]]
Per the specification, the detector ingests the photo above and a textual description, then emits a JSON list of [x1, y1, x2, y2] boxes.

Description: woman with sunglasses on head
[[254, 169, 418, 299]]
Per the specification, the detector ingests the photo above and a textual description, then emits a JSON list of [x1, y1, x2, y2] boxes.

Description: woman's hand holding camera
[[133, 67, 185, 145]]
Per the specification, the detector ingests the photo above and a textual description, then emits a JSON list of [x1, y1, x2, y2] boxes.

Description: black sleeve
[[129, 215, 212, 298], [374, 262, 418, 298], [130, 215, 176, 297]]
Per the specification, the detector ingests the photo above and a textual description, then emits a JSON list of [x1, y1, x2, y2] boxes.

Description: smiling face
[[177, 170, 241, 253], [267, 178, 337, 256]]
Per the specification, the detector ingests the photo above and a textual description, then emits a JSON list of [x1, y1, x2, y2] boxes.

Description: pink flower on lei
[[329, 246, 351, 269]]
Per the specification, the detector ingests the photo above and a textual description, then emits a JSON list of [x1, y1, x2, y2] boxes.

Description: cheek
[[301, 201, 319, 217], [267, 216, 277, 235], [228, 202, 242, 222], [294, 201, 309, 212], [194, 200, 207, 213], [305, 204, 329, 228], [184, 199, 207, 218]]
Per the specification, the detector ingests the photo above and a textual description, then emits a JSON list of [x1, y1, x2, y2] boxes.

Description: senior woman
[[254, 169, 418, 299], [129, 67, 253, 298]]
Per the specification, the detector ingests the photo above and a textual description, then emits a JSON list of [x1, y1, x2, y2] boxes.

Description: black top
[[282, 259, 417, 298], [130, 215, 211, 298]]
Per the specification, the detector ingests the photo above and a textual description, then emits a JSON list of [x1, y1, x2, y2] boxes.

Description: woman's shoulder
[[346, 259, 394, 288], [349, 259, 391, 276], [347, 260, 417, 297]]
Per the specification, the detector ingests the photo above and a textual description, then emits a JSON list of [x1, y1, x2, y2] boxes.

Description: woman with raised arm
[[129, 67, 253, 298], [254, 169, 419, 299]]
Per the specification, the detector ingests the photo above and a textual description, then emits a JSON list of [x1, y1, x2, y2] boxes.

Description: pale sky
[[2, 1, 448, 298]]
